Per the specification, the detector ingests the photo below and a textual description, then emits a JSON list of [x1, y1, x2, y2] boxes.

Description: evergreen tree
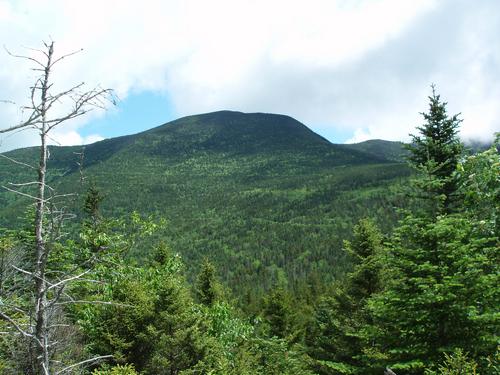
[[344, 218, 384, 303], [79, 184, 110, 257], [406, 85, 463, 213], [84, 182, 105, 223], [367, 94, 498, 374], [262, 287, 293, 340], [247, 337, 315, 375], [424, 349, 479, 375], [369, 214, 498, 373], [307, 218, 384, 375], [81, 249, 212, 374], [195, 258, 222, 306]]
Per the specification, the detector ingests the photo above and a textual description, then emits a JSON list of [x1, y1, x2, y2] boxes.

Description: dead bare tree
[[0, 41, 115, 375]]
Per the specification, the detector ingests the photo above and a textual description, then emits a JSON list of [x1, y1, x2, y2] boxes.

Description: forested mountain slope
[[0, 111, 411, 295]]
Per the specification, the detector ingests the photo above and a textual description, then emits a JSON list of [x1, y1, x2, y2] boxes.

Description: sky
[[0, 0, 499, 152]]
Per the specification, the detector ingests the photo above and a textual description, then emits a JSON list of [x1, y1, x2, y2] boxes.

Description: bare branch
[[47, 285, 66, 309], [0, 311, 33, 338], [43, 82, 85, 113], [49, 48, 83, 68], [0, 304, 30, 317], [46, 193, 77, 201], [47, 270, 91, 291], [4, 45, 46, 68], [55, 300, 133, 308], [0, 119, 39, 134], [45, 132, 62, 146], [47, 324, 70, 329], [29, 79, 42, 116], [75, 148, 86, 183], [11, 265, 33, 276], [1, 88, 114, 135], [46, 88, 115, 131], [0, 154, 36, 170], [64, 278, 104, 285], [55, 355, 113, 375], [20, 45, 48, 57], [1, 185, 43, 201], [8, 181, 55, 192]]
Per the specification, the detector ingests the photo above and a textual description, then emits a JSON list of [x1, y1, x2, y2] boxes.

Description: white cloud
[[83, 134, 105, 145], [1, 0, 499, 152], [50, 130, 104, 147]]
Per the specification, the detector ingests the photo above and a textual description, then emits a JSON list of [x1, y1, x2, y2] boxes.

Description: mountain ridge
[[2, 110, 406, 162]]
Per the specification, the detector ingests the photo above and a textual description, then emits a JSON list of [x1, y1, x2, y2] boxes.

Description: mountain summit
[[145, 110, 332, 154], [77, 110, 389, 170]]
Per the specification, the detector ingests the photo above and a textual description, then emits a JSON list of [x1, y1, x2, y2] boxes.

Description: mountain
[[0, 111, 411, 296]]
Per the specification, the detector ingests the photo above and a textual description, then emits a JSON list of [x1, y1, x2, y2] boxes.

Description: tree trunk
[[32, 42, 52, 375]]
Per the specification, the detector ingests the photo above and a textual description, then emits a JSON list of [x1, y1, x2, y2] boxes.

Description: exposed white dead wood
[[0, 153, 37, 169], [0, 40, 115, 375], [55, 355, 113, 375]]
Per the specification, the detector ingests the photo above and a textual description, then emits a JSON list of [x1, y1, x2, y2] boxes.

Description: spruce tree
[[82, 250, 212, 374], [406, 85, 463, 213], [369, 213, 498, 374], [344, 218, 384, 303], [307, 218, 384, 375], [367, 91, 498, 374], [195, 258, 222, 306], [262, 287, 293, 339]]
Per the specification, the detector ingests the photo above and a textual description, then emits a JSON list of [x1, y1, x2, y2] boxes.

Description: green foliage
[[457, 133, 500, 235], [307, 218, 384, 375], [406, 85, 463, 212], [79, 249, 208, 374], [84, 182, 105, 220], [368, 213, 498, 372], [307, 294, 356, 374], [78, 245, 320, 375], [0, 223, 45, 374], [315, 359, 357, 374], [484, 347, 500, 375], [185, 301, 255, 374], [247, 337, 315, 375], [204, 301, 253, 356], [365, 93, 498, 373], [343, 218, 384, 302], [92, 364, 139, 375], [341, 139, 409, 162], [407, 87, 462, 177], [424, 349, 479, 375], [262, 287, 294, 340], [195, 258, 223, 306]]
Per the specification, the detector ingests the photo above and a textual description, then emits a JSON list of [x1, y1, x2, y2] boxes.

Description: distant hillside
[[339, 139, 408, 162], [0, 111, 411, 296]]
